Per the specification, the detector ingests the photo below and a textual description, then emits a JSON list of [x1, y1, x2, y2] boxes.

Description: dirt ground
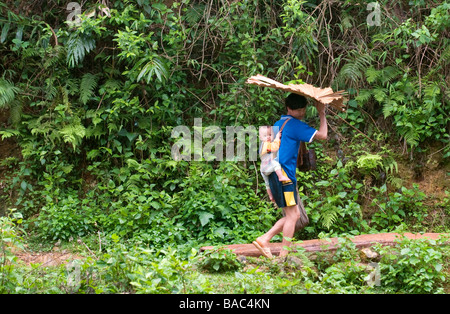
[[15, 249, 84, 267]]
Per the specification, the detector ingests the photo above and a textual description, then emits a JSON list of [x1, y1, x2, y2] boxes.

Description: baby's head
[[259, 126, 273, 142]]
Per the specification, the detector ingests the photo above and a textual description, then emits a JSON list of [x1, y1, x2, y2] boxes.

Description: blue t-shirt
[[274, 115, 317, 183]]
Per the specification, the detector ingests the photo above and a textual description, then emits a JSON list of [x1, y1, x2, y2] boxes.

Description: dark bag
[[295, 190, 309, 231], [297, 141, 317, 172]]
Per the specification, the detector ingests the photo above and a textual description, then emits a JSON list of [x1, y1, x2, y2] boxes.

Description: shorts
[[267, 169, 298, 208]]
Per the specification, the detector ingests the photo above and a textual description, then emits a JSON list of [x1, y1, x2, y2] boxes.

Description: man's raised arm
[[313, 102, 328, 141]]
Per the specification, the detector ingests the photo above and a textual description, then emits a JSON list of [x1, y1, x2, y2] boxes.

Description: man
[[253, 93, 328, 258]]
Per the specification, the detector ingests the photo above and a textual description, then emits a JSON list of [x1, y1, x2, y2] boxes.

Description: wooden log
[[199, 233, 448, 257]]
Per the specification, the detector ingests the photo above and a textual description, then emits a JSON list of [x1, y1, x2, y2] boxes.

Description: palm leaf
[[246, 74, 347, 111]]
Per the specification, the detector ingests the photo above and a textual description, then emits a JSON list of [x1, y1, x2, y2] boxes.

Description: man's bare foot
[[256, 236, 270, 248], [253, 237, 272, 258]]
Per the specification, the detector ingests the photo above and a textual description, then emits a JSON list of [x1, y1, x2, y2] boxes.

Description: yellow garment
[[260, 139, 281, 157], [283, 191, 296, 206]]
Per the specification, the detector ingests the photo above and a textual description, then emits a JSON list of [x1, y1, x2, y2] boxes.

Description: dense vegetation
[[0, 0, 449, 294]]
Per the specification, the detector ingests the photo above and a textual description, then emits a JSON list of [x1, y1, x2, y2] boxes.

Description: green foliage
[[35, 193, 96, 241], [199, 246, 243, 273], [66, 32, 96, 68], [370, 184, 428, 231], [0, 78, 21, 125], [356, 153, 382, 173], [94, 241, 211, 294], [79, 73, 98, 105], [0, 0, 448, 295], [0, 210, 24, 293], [300, 160, 364, 235], [173, 162, 276, 243], [376, 236, 448, 293], [0, 78, 20, 108]]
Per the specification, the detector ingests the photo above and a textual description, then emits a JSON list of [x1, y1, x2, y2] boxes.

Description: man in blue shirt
[[253, 93, 328, 258]]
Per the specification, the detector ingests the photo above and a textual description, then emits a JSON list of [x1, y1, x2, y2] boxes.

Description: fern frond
[[79, 73, 98, 105], [65, 78, 79, 96], [438, 44, 450, 66], [321, 207, 339, 230], [101, 78, 122, 92], [423, 81, 440, 99], [382, 99, 396, 118], [392, 90, 406, 103], [402, 127, 419, 147], [21, 46, 44, 59], [185, 4, 206, 24], [382, 156, 398, 175], [365, 66, 382, 84], [387, 175, 403, 189], [338, 51, 373, 85], [66, 33, 96, 68], [0, 78, 20, 108], [58, 122, 86, 150], [44, 77, 58, 100], [380, 66, 401, 85], [44, 45, 65, 69], [355, 89, 372, 104], [357, 153, 382, 171], [0, 128, 20, 140], [373, 87, 388, 103]]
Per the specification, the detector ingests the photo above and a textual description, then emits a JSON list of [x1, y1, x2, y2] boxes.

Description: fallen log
[[200, 233, 448, 257]]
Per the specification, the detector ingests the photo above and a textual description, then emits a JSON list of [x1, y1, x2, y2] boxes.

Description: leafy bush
[[371, 184, 428, 231], [0, 210, 24, 293], [199, 246, 243, 273], [299, 160, 365, 237], [35, 193, 96, 241], [93, 239, 211, 294], [376, 235, 448, 293]]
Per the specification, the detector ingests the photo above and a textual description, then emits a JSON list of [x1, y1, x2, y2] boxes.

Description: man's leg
[[256, 204, 300, 256], [256, 217, 285, 247], [279, 204, 300, 256]]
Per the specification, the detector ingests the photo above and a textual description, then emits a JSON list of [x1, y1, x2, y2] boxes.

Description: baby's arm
[[267, 131, 281, 152], [260, 141, 270, 156]]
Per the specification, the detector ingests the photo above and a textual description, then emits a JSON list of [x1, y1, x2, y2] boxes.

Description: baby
[[259, 126, 290, 195]]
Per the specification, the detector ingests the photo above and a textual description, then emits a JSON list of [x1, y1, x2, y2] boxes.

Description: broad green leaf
[[198, 212, 214, 227]]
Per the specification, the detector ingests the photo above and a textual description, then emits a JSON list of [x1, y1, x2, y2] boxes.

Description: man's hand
[[315, 101, 326, 115], [275, 130, 282, 141]]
